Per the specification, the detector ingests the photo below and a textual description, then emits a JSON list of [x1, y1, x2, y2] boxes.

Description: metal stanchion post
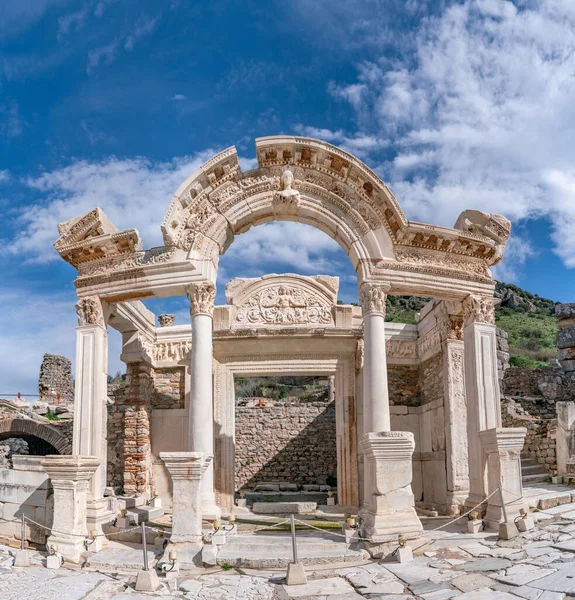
[[135, 522, 160, 591], [285, 514, 307, 586], [142, 522, 149, 571], [14, 515, 30, 567]]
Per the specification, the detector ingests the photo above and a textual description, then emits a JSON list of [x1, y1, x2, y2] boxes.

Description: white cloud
[[8, 151, 217, 261], [124, 16, 158, 51], [172, 94, 187, 101], [0, 170, 10, 183], [0, 288, 123, 396], [293, 124, 388, 158], [0, 0, 69, 40], [87, 39, 120, 73], [329, 0, 575, 268], [57, 7, 88, 39]]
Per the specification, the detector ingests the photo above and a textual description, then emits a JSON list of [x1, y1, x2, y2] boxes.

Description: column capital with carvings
[[437, 300, 464, 342], [75, 296, 105, 328], [187, 282, 216, 317], [359, 282, 391, 317], [463, 294, 496, 327]]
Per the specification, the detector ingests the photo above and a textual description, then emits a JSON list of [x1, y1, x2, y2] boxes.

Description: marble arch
[[54, 135, 526, 544]]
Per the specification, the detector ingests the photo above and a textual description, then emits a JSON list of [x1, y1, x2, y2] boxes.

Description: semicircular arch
[[0, 418, 72, 455]]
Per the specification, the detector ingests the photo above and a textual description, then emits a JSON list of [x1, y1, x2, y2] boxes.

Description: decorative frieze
[[187, 282, 216, 317], [274, 168, 301, 207]]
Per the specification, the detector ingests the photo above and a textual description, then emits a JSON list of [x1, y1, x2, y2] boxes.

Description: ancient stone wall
[[107, 383, 126, 495], [419, 352, 444, 406], [234, 397, 337, 490], [151, 368, 185, 409], [388, 365, 421, 406], [38, 353, 74, 403], [502, 396, 557, 474]]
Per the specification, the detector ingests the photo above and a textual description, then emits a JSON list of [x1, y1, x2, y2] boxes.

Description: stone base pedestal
[[160, 452, 211, 568], [479, 427, 527, 529], [359, 432, 423, 542], [286, 562, 307, 585], [86, 496, 114, 550], [42, 455, 100, 564]]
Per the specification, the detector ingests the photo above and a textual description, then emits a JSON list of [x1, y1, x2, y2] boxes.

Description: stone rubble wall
[[388, 365, 421, 406], [234, 397, 337, 490], [502, 395, 557, 474], [38, 353, 74, 404], [150, 368, 185, 409], [496, 327, 511, 384]]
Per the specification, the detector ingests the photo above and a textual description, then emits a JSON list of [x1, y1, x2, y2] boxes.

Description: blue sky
[[1, 0, 575, 393]]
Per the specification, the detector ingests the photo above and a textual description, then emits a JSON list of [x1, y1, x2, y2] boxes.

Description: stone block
[[302, 484, 319, 492], [517, 517, 535, 532], [212, 532, 227, 545], [326, 497, 335, 506], [539, 495, 571, 510], [254, 483, 280, 492], [451, 573, 495, 593], [285, 562, 307, 586], [467, 520, 483, 534], [499, 522, 519, 540], [557, 326, 575, 349], [46, 554, 62, 570], [279, 483, 299, 491], [135, 569, 160, 591], [202, 544, 218, 566], [280, 577, 355, 597], [397, 546, 413, 563], [252, 502, 316, 514], [236, 498, 247, 508], [556, 303, 575, 319], [13, 550, 30, 567]]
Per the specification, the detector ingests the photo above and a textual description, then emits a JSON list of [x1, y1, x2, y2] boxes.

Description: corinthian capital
[[463, 294, 496, 326], [359, 283, 390, 317], [75, 296, 104, 327], [187, 282, 216, 317], [437, 300, 464, 341]]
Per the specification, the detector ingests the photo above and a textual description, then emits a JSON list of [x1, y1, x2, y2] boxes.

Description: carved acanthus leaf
[[187, 282, 217, 317], [76, 296, 104, 327], [463, 294, 496, 326], [359, 283, 389, 317]]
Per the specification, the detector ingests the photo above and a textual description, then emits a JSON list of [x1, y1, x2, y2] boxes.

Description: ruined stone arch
[[0, 418, 72, 455]]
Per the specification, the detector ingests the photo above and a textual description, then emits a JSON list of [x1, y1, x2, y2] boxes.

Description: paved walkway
[[5, 503, 575, 599]]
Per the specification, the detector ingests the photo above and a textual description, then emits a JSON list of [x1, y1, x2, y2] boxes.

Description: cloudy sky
[[1, 0, 575, 394]]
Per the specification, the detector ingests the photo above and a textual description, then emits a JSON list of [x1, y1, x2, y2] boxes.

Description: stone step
[[217, 534, 366, 568], [522, 464, 550, 475], [522, 473, 551, 484], [126, 506, 164, 524]]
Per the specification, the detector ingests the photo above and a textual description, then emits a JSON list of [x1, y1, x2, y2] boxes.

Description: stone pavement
[[7, 504, 575, 599]]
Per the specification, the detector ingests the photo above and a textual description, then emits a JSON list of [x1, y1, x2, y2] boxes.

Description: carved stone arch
[[0, 418, 72, 455], [161, 137, 407, 284]]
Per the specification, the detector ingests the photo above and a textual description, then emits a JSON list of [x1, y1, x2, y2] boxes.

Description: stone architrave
[[160, 452, 211, 567], [479, 428, 526, 527], [42, 455, 100, 563], [463, 294, 503, 510], [73, 296, 111, 532], [438, 302, 469, 515], [187, 283, 220, 518], [359, 432, 423, 541]]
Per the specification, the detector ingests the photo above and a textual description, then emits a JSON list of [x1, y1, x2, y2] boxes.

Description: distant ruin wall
[[38, 354, 74, 403]]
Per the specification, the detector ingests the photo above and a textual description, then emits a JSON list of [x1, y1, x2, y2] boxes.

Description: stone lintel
[[479, 427, 526, 454], [42, 455, 100, 482]]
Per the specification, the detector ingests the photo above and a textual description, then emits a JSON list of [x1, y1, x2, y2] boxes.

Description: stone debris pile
[[0, 438, 29, 468]]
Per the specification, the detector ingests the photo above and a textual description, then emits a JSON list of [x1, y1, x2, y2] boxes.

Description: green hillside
[[383, 282, 559, 368]]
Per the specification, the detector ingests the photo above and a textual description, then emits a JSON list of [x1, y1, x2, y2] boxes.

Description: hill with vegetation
[[383, 282, 558, 369]]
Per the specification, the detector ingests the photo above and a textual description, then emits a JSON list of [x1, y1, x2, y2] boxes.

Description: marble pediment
[[225, 274, 339, 328]]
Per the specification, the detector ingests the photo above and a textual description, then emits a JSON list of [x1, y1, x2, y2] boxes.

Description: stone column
[[73, 297, 111, 532], [438, 302, 469, 515], [359, 283, 391, 434], [160, 452, 211, 567], [187, 282, 220, 518], [479, 428, 526, 527], [358, 283, 422, 541], [556, 402, 575, 477], [42, 456, 100, 563], [463, 294, 503, 510]]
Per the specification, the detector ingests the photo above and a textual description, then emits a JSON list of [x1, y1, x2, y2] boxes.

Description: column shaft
[[187, 282, 219, 517]]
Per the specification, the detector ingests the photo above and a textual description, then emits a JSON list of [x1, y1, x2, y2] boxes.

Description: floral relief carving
[[75, 296, 104, 327], [463, 294, 496, 326], [187, 282, 217, 317], [359, 283, 389, 317], [235, 285, 332, 326]]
